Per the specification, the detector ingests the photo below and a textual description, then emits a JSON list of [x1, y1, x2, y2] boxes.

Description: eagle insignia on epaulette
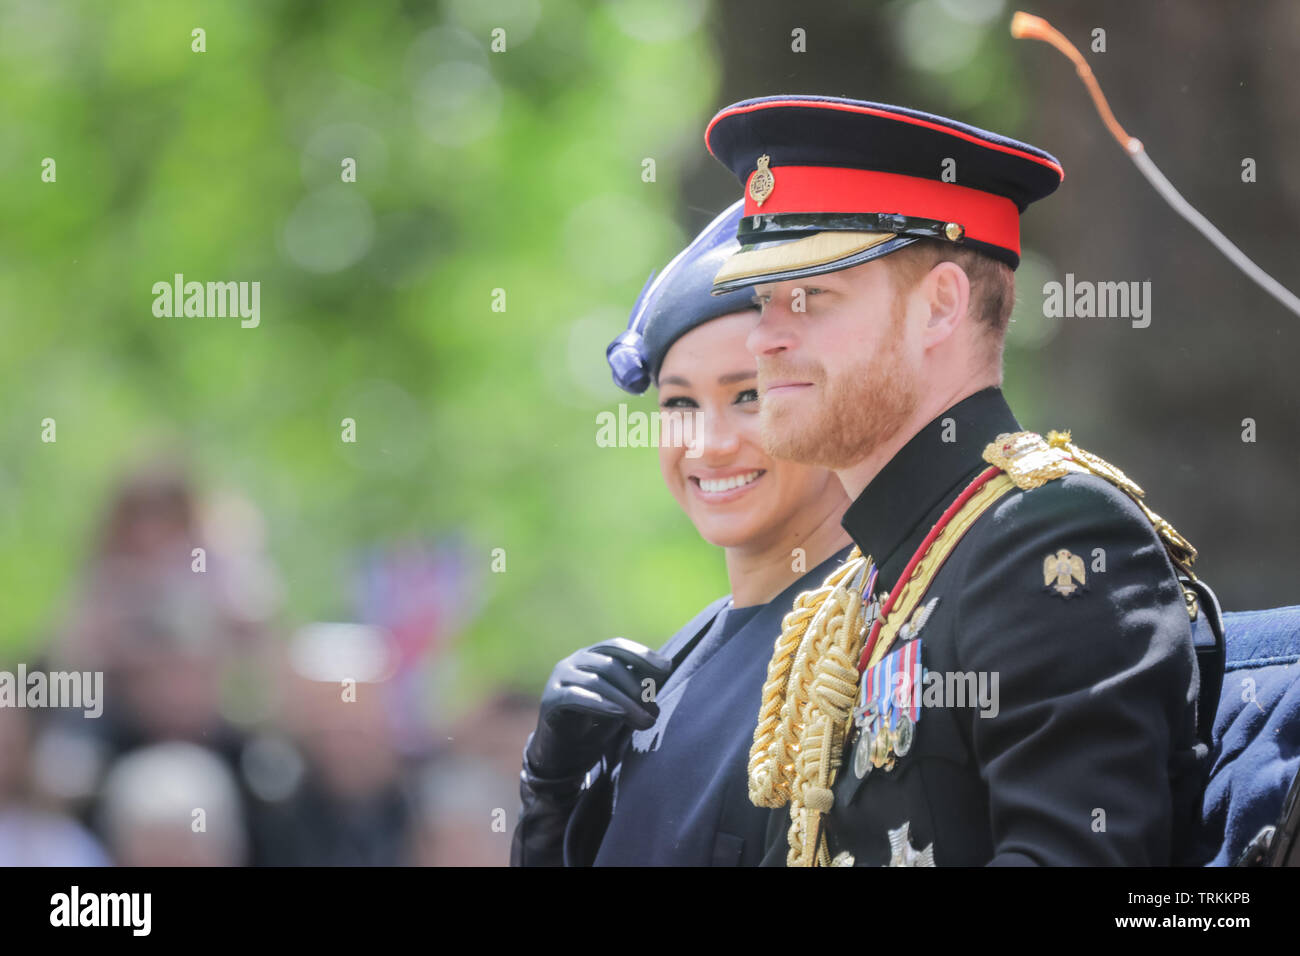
[[1043, 548, 1086, 598]]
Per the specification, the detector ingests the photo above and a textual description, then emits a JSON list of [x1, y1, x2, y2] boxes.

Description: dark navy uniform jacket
[[760, 387, 1207, 866], [563, 548, 854, 866]]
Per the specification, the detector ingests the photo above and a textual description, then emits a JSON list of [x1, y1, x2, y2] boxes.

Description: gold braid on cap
[[748, 548, 873, 867]]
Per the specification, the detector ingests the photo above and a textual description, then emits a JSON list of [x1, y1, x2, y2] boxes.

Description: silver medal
[[893, 714, 914, 757], [853, 727, 874, 779]]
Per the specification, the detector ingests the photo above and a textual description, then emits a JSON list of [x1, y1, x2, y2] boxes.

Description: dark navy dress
[[586, 548, 853, 866]]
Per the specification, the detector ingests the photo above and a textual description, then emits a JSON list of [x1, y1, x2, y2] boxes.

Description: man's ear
[[920, 260, 970, 348]]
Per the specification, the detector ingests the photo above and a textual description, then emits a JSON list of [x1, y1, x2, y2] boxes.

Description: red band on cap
[[743, 165, 1021, 257]]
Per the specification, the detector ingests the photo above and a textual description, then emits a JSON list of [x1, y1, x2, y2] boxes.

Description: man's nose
[[746, 302, 798, 359]]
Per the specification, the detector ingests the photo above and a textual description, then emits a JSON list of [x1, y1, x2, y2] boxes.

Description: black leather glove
[[511, 638, 672, 866], [525, 637, 673, 781]]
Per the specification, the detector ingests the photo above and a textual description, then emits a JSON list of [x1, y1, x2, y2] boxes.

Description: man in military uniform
[[704, 96, 1208, 866]]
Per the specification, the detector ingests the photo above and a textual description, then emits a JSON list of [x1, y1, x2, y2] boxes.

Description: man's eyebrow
[[717, 369, 757, 385]]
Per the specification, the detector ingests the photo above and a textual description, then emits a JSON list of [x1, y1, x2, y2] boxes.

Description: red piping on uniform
[[741, 165, 1020, 254], [858, 465, 1003, 674], [706, 99, 1066, 181]]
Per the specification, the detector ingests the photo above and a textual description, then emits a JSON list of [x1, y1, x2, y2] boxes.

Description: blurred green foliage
[[3, 0, 1061, 715], [0, 0, 728, 705]]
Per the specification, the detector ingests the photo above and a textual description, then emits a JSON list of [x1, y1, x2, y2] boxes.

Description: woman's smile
[[688, 467, 766, 503]]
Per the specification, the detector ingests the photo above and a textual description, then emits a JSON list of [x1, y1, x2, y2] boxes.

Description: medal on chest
[[851, 603, 932, 779], [851, 639, 921, 778]]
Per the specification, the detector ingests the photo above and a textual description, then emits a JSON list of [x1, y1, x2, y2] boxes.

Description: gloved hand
[[512, 638, 673, 866], [524, 637, 673, 782]]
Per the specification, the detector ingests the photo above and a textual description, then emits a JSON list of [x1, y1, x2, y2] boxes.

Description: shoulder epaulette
[[982, 429, 1198, 576], [982, 429, 1086, 489]]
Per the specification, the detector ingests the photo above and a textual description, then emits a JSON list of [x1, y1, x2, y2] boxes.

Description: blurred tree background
[[1, 0, 1296, 711]]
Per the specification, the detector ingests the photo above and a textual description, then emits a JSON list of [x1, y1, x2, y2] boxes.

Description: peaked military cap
[[705, 96, 1065, 293], [606, 199, 755, 394]]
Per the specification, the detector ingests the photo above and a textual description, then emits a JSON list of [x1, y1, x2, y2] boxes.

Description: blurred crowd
[[0, 460, 532, 866]]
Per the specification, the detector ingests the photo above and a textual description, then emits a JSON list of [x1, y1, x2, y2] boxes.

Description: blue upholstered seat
[[1199, 606, 1300, 866]]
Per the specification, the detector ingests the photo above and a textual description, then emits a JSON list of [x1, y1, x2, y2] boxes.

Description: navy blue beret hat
[[606, 200, 757, 394], [704, 96, 1064, 292]]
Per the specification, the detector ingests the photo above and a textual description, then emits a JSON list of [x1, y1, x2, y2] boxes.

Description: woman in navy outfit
[[512, 201, 853, 866]]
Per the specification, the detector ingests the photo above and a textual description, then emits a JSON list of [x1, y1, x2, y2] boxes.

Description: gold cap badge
[[748, 154, 775, 206]]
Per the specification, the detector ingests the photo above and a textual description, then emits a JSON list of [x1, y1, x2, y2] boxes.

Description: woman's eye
[[661, 396, 697, 409], [735, 388, 759, 404], [751, 293, 771, 309]]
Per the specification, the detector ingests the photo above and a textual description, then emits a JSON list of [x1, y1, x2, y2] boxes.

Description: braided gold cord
[[785, 608, 833, 864], [748, 548, 865, 809], [748, 584, 830, 807], [789, 571, 871, 865], [742, 548, 872, 867]]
